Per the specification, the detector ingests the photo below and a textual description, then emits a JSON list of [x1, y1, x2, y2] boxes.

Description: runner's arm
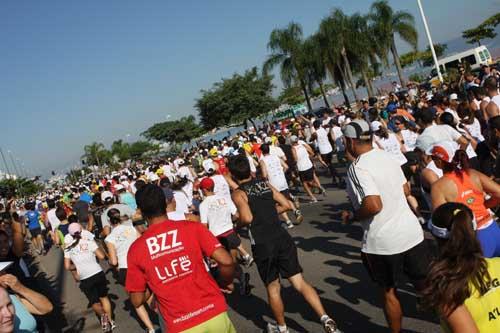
[[444, 305, 479, 333], [211, 248, 235, 288], [10, 220, 24, 257], [106, 242, 118, 266], [352, 195, 382, 221], [259, 160, 269, 180], [0, 274, 53, 315], [231, 190, 253, 226], [431, 181, 447, 211]]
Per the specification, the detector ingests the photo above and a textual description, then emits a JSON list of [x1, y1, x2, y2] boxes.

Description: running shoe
[[285, 220, 294, 229], [417, 216, 426, 225], [145, 329, 155, 333], [321, 187, 327, 197], [266, 323, 290, 333], [323, 318, 342, 333], [110, 320, 116, 330], [100, 314, 111, 333], [239, 272, 251, 296], [294, 210, 304, 224], [243, 255, 255, 267]]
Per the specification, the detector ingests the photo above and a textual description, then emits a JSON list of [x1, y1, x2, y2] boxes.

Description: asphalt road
[[32, 171, 440, 333]]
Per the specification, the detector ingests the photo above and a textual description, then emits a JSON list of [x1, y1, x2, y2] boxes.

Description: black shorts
[[252, 234, 302, 286], [298, 167, 314, 182], [361, 240, 431, 289], [321, 152, 333, 164], [79, 271, 108, 304], [30, 228, 42, 238], [117, 268, 127, 286], [280, 189, 291, 200], [217, 232, 241, 251]]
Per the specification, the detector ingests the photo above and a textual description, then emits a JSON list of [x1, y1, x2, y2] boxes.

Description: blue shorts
[[477, 221, 500, 258]]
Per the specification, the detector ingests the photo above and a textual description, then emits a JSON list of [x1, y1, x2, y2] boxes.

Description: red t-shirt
[[252, 143, 262, 158], [126, 220, 227, 333], [213, 157, 228, 175]]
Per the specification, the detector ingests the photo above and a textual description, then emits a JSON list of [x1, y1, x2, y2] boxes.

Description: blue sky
[[0, 0, 498, 176]]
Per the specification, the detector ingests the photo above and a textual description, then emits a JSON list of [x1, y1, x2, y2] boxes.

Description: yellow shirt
[[461, 258, 500, 333]]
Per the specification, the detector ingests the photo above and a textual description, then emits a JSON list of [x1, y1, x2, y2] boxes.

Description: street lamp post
[[416, 0, 443, 83]]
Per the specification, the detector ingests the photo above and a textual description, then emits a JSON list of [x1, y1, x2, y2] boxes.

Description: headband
[[428, 209, 477, 239]]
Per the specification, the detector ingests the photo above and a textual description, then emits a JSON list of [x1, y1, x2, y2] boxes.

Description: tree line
[[84, 2, 500, 156]]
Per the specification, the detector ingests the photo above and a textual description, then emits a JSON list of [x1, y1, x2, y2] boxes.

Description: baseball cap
[[264, 137, 272, 144], [343, 119, 371, 140], [426, 141, 458, 163], [449, 93, 458, 101], [290, 135, 299, 143], [370, 121, 383, 132], [114, 184, 124, 191], [199, 177, 215, 191], [68, 223, 82, 236], [386, 104, 397, 113]]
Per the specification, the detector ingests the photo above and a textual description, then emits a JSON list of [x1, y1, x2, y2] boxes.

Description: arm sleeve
[[125, 245, 148, 292], [195, 223, 222, 257], [446, 126, 463, 141], [347, 165, 380, 205], [199, 202, 208, 224]]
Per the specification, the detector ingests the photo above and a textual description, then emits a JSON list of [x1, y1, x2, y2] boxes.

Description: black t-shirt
[[72, 200, 90, 223], [239, 179, 287, 245], [58, 223, 70, 237]]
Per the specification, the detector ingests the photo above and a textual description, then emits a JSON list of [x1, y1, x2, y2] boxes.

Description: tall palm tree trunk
[[341, 47, 359, 103], [317, 80, 331, 108], [391, 37, 406, 87], [299, 78, 313, 111], [334, 63, 350, 106], [360, 68, 374, 97]]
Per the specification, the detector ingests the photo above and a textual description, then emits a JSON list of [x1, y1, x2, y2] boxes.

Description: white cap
[[426, 141, 459, 163], [203, 160, 216, 173], [449, 93, 458, 101], [102, 191, 113, 202], [114, 184, 124, 191], [370, 120, 383, 132], [264, 137, 272, 144]]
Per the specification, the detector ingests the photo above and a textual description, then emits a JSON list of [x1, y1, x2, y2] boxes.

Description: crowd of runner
[[1, 65, 500, 333]]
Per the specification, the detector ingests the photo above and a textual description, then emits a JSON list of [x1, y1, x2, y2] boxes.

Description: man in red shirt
[[126, 184, 236, 333]]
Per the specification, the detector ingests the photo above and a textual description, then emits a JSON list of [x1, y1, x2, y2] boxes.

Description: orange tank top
[[444, 171, 492, 228]]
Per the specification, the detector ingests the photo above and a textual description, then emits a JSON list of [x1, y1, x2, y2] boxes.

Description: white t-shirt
[[211, 174, 230, 198], [269, 145, 285, 159], [294, 144, 313, 171], [316, 127, 333, 155], [199, 195, 237, 237], [464, 118, 485, 142], [401, 129, 418, 152], [173, 191, 190, 214], [64, 230, 102, 280], [261, 154, 288, 191], [331, 126, 345, 152], [346, 149, 424, 255], [374, 134, 407, 166], [46, 208, 60, 231], [105, 224, 137, 269], [167, 211, 186, 221], [101, 204, 135, 229], [416, 124, 462, 149]]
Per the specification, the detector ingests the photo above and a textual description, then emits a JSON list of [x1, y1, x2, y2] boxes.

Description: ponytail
[[442, 149, 469, 174], [423, 203, 490, 316], [65, 232, 82, 251]]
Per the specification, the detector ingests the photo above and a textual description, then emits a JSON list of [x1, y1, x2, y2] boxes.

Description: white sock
[[278, 324, 288, 332], [320, 314, 330, 323]]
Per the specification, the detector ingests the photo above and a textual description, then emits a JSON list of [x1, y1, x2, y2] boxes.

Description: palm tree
[[302, 35, 330, 108], [370, 0, 418, 87], [319, 8, 360, 103], [348, 13, 386, 97], [263, 22, 313, 111], [82, 142, 107, 167]]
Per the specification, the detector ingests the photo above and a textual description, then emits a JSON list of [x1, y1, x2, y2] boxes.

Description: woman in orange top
[[430, 141, 500, 258]]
